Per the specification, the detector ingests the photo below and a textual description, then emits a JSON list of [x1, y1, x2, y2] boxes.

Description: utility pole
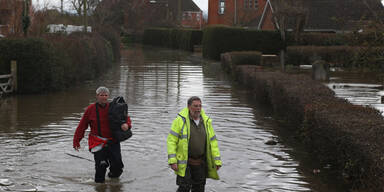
[[83, 0, 87, 32]]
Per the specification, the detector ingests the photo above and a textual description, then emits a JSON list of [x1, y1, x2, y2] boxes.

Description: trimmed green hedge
[[0, 32, 114, 93], [233, 65, 384, 191], [202, 25, 283, 60], [142, 28, 202, 51]]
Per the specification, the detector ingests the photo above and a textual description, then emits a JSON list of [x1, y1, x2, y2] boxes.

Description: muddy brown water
[[0, 45, 347, 192]]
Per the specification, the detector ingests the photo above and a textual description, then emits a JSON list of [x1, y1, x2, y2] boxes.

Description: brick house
[[208, 0, 267, 26], [208, 0, 383, 32], [258, 0, 384, 32], [180, 0, 203, 29], [162, 0, 204, 29], [0, 0, 32, 36]]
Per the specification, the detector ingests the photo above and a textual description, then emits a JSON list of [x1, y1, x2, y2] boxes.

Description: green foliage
[[286, 46, 384, 70], [202, 25, 283, 60], [289, 32, 384, 47], [142, 28, 202, 51], [290, 33, 351, 46], [0, 33, 115, 93], [98, 28, 121, 61]]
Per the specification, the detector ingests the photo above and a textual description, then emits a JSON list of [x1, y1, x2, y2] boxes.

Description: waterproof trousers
[[93, 142, 124, 183], [176, 164, 206, 192]]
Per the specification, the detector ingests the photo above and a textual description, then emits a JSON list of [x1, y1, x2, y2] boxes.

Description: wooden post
[[11, 60, 17, 92], [83, 0, 87, 32]]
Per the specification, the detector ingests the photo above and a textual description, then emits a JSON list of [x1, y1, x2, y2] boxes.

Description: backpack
[[108, 96, 132, 142]]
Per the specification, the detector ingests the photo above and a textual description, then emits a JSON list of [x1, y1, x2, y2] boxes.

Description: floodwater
[[0, 45, 345, 192], [327, 71, 384, 114]]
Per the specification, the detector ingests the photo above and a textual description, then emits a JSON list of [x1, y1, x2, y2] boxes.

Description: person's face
[[188, 100, 202, 119], [96, 92, 109, 105]]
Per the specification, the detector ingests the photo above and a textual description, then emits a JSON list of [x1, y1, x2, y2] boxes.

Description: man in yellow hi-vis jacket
[[167, 96, 222, 192]]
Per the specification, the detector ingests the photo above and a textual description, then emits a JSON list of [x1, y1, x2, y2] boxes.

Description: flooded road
[[0, 45, 343, 192], [327, 71, 384, 114]]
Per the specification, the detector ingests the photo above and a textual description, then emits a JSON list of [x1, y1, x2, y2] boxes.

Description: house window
[[249, 0, 252, 8], [196, 13, 200, 21], [183, 12, 192, 20], [254, 0, 258, 9], [218, 0, 225, 14]]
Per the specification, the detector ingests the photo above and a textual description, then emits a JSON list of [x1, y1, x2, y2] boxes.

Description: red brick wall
[[208, 0, 266, 26], [181, 11, 203, 29], [260, 5, 275, 30], [0, 0, 32, 36]]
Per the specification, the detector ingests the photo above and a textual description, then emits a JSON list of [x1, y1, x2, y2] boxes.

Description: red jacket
[[73, 103, 132, 150]]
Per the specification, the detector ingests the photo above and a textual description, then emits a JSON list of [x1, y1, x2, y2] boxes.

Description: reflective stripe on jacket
[[167, 108, 222, 179]]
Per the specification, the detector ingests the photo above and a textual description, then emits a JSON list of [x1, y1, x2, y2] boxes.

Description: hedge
[[290, 32, 384, 46], [142, 28, 203, 51], [202, 25, 283, 60], [221, 51, 262, 73], [0, 32, 114, 93], [286, 46, 384, 69], [232, 65, 384, 191]]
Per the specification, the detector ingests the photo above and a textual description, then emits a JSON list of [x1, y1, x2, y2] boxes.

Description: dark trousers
[[176, 164, 206, 192], [93, 142, 124, 183]]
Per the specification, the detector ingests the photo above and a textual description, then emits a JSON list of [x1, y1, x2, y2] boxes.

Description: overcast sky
[[32, 0, 383, 15], [32, 0, 209, 13]]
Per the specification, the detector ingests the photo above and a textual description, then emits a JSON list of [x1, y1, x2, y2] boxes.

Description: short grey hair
[[96, 86, 110, 95], [187, 96, 201, 106]]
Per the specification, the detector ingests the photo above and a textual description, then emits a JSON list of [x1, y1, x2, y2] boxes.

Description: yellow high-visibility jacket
[[167, 108, 222, 179]]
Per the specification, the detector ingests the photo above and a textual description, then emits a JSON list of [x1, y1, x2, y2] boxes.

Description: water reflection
[[0, 45, 340, 191], [328, 74, 384, 114]]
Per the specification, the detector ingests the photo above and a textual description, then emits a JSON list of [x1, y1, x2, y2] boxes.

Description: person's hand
[[216, 165, 221, 171], [74, 145, 80, 151], [170, 164, 178, 171], [121, 123, 129, 131]]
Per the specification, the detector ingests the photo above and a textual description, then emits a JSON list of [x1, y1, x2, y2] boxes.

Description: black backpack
[[108, 96, 132, 142]]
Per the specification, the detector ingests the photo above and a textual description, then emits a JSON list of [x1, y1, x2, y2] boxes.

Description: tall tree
[[68, 0, 100, 16]]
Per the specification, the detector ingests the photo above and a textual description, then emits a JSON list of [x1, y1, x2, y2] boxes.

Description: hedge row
[[290, 32, 384, 46], [286, 46, 384, 69], [0, 32, 114, 93], [142, 28, 202, 51], [202, 25, 283, 60], [221, 51, 262, 73], [232, 65, 384, 191]]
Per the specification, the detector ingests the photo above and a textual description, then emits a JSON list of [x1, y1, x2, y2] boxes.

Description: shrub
[[202, 25, 283, 60], [232, 65, 384, 191], [286, 46, 384, 69], [290, 32, 384, 47], [221, 51, 262, 73], [0, 32, 114, 93], [292, 33, 351, 46], [286, 46, 355, 66], [142, 28, 202, 51]]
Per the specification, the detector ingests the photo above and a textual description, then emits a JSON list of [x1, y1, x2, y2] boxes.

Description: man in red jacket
[[73, 86, 132, 183]]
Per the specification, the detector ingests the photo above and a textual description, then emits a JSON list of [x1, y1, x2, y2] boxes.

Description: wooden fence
[[0, 61, 17, 95]]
